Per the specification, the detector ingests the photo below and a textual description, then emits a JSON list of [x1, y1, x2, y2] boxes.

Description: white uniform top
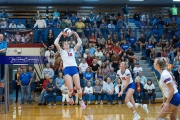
[[117, 69, 133, 85], [60, 48, 77, 68], [159, 69, 178, 98]]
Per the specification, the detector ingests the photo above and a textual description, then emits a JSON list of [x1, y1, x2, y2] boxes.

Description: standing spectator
[[115, 79, 125, 104], [134, 77, 144, 103], [79, 59, 89, 73], [38, 74, 49, 105], [29, 67, 37, 103], [122, 4, 130, 24], [93, 80, 104, 105], [0, 10, 8, 20], [138, 72, 147, 86], [19, 66, 32, 104], [9, 21, 16, 28], [83, 67, 94, 86], [45, 46, 55, 64], [0, 18, 7, 28], [61, 82, 69, 106], [44, 78, 56, 106], [75, 18, 85, 37], [0, 34, 7, 80], [17, 22, 26, 29], [53, 8, 60, 21], [105, 77, 115, 105], [144, 79, 156, 104], [33, 15, 47, 43], [42, 63, 54, 79], [14, 67, 21, 103], [55, 72, 64, 94], [25, 19, 31, 28], [170, 5, 178, 20], [47, 29, 54, 47], [84, 81, 93, 105]]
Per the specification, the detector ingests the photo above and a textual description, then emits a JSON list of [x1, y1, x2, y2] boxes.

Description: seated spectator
[[144, 79, 156, 104], [115, 79, 125, 105], [65, 16, 71, 26], [95, 68, 104, 85], [0, 18, 7, 28], [93, 80, 104, 105], [108, 20, 115, 33], [155, 42, 162, 57], [136, 34, 146, 53], [133, 62, 143, 78], [75, 53, 82, 66], [89, 33, 97, 46], [81, 33, 89, 50], [111, 51, 120, 69], [70, 14, 78, 22], [44, 78, 56, 106], [104, 77, 115, 105], [56, 72, 64, 94], [101, 62, 110, 79], [83, 49, 89, 59], [126, 47, 137, 69], [17, 22, 26, 29], [9, 21, 16, 28], [107, 68, 116, 84], [53, 8, 60, 21], [171, 18, 178, 36], [134, 77, 144, 103], [86, 54, 93, 66], [42, 63, 54, 79], [150, 48, 157, 65], [127, 33, 137, 51], [138, 72, 147, 86], [45, 46, 55, 63], [0, 80, 4, 102], [90, 59, 100, 76], [97, 34, 105, 45], [84, 81, 93, 105], [96, 57, 102, 66], [48, 52, 55, 66], [83, 67, 94, 86], [88, 44, 96, 57], [95, 47, 103, 58], [38, 74, 49, 105], [159, 35, 168, 47], [121, 40, 130, 52], [79, 59, 89, 73], [59, 19, 69, 29], [113, 43, 122, 55], [61, 82, 69, 106]]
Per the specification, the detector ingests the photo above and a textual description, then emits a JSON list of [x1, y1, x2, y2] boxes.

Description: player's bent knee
[[126, 102, 133, 108], [77, 89, 82, 93]]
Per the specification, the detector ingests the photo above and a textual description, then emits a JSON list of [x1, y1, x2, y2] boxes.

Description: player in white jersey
[[117, 62, 141, 120], [54, 31, 86, 109], [154, 57, 180, 120]]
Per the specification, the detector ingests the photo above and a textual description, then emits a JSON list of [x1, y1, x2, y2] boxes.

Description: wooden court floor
[[0, 103, 180, 120]]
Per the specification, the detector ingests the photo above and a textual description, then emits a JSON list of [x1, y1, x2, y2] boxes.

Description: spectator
[[84, 81, 93, 105], [150, 48, 157, 65], [81, 33, 88, 50], [14, 67, 21, 103], [0, 10, 8, 20], [121, 40, 130, 52], [93, 80, 104, 105], [96, 39, 104, 50], [149, 35, 156, 45], [113, 43, 122, 55], [95, 68, 104, 85], [107, 68, 117, 84], [144, 79, 156, 104], [89, 33, 97, 46], [164, 20, 171, 35], [90, 59, 100, 76], [47, 29, 54, 47], [159, 35, 168, 48], [75, 18, 85, 37], [42, 63, 54, 79], [133, 12, 140, 21], [97, 34, 105, 45], [138, 72, 147, 86], [55, 72, 64, 94], [17, 22, 26, 29], [86, 54, 93, 66], [19, 66, 32, 104], [83, 49, 89, 59], [137, 34, 146, 53], [29, 67, 37, 103], [104, 77, 115, 105], [178, 66, 180, 91], [88, 44, 96, 57], [61, 82, 69, 106], [0, 34, 7, 80], [33, 15, 47, 43], [0, 18, 7, 28], [53, 8, 60, 21], [83, 25, 91, 38], [59, 19, 69, 29], [133, 62, 143, 78], [146, 40, 154, 59], [111, 51, 120, 69], [79, 59, 89, 73], [134, 76, 144, 103], [45, 46, 55, 63], [9, 21, 16, 28], [75, 53, 82, 66], [108, 20, 115, 33], [25, 19, 31, 28], [155, 42, 162, 57], [122, 4, 130, 24], [173, 56, 180, 82], [171, 18, 178, 36], [0, 79, 4, 102], [70, 14, 78, 22], [101, 62, 110, 79], [115, 79, 125, 105], [65, 16, 71, 27], [127, 33, 137, 51], [126, 47, 137, 69], [95, 47, 103, 58], [44, 78, 56, 106], [170, 5, 178, 20], [83, 67, 94, 86]]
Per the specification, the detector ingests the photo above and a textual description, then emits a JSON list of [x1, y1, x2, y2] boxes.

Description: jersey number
[[68, 53, 72, 56]]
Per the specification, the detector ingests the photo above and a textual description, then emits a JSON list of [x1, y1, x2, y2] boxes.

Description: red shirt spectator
[[113, 43, 122, 55], [42, 79, 49, 89], [89, 33, 96, 44], [86, 54, 93, 66]]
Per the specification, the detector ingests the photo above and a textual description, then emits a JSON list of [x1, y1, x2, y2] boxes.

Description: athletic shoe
[[43, 103, 47, 106], [95, 101, 98, 105], [80, 100, 86, 109], [67, 103, 70, 106], [142, 104, 149, 114], [48, 103, 51, 106], [133, 113, 140, 120], [100, 101, 103, 105], [69, 98, 74, 105], [54, 104, 56, 106], [88, 101, 90, 105], [38, 103, 42, 106]]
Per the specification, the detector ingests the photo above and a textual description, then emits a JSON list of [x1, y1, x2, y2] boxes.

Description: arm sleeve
[[33, 21, 37, 28], [162, 75, 172, 84]]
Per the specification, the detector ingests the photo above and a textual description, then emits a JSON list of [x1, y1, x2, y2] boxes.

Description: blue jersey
[[146, 44, 154, 49], [121, 44, 130, 51], [19, 72, 32, 85], [128, 37, 137, 45]]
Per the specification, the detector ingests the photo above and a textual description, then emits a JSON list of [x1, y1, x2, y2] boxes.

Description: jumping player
[[117, 62, 148, 120], [154, 57, 180, 120], [54, 31, 86, 109]]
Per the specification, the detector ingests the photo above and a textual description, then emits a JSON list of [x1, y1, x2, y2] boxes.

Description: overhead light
[[81, 7, 94, 9], [173, 0, 180, 1], [129, 0, 144, 1]]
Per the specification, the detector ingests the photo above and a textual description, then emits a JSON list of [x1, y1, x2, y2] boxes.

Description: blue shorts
[[31, 82, 37, 91], [170, 93, 180, 106], [63, 66, 79, 77], [125, 82, 136, 92]]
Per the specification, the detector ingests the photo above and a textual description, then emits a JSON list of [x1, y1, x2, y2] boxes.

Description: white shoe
[[48, 103, 51, 106], [95, 101, 98, 105], [88, 101, 90, 105], [54, 104, 56, 106], [80, 100, 86, 109], [133, 113, 140, 120], [142, 104, 149, 114], [100, 100, 103, 105]]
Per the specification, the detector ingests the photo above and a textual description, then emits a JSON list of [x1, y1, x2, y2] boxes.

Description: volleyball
[[63, 28, 72, 37]]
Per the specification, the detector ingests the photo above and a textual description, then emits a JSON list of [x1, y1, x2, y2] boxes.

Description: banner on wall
[[2, 29, 34, 44]]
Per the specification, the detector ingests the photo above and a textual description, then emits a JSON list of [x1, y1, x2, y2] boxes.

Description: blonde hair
[[156, 57, 168, 70]]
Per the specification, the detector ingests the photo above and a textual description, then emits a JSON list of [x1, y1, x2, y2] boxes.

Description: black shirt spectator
[[47, 30, 54, 46]]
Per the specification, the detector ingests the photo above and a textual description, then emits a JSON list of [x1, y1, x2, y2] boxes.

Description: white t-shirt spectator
[[108, 24, 115, 29], [144, 83, 155, 90], [0, 20, 7, 28], [45, 50, 55, 62], [17, 24, 26, 28], [95, 51, 103, 58], [84, 86, 93, 94], [61, 85, 68, 93], [79, 62, 88, 73], [9, 23, 16, 28], [34, 19, 47, 28], [133, 67, 143, 75]]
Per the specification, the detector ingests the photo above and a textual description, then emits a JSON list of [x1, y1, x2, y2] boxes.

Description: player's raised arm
[[72, 31, 82, 51], [54, 32, 63, 52]]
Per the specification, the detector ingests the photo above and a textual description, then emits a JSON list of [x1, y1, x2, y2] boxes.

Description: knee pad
[[135, 103, 139, 108], [126, 102, 133, 108]]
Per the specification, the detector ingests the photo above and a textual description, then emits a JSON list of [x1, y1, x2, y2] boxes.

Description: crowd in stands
[[0, 5, 180, 106]]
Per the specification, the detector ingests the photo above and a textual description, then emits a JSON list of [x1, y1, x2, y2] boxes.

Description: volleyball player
[[117, 62, 148, 120], [154, 57, 180, 120], [54, 31, 86, 109]]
